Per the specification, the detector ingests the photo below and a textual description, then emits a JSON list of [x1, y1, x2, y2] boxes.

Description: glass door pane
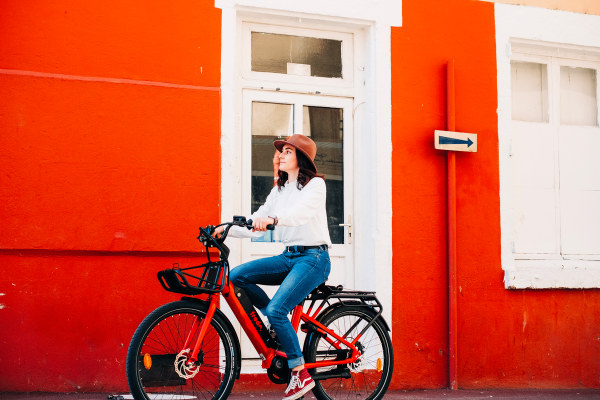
[[303, 106, 344, 244], [251, 102, 293, 242]]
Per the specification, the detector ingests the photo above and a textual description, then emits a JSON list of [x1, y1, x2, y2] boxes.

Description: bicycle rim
[[308, 308, 393, 400], [129, 305, 234, 400]]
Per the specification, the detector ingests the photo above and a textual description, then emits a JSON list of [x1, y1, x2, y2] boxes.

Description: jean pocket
[[323, 257, 331, 282]]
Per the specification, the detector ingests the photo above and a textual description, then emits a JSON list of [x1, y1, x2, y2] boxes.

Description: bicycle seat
[[309, 283, 344, 296]]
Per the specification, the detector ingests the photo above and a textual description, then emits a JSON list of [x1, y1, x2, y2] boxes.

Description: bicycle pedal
[[269, 327, 277, 338]]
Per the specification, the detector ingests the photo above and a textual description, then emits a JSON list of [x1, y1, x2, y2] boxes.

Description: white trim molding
[[215, 0, 401, 28], [495, 3, 600, 289], [215, 0, 400, 369]]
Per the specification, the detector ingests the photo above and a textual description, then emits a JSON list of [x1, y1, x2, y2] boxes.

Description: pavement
[[1, 390, 600, 400]]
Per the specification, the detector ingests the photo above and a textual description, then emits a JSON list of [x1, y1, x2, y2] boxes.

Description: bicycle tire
[[126, 300, 237, 400], [305, 305, 394, 400]]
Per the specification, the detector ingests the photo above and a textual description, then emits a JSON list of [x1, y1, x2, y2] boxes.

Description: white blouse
[[228, 177, 332, 246]]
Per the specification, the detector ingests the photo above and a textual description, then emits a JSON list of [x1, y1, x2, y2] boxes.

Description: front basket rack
[[157, 261, 227, 295]]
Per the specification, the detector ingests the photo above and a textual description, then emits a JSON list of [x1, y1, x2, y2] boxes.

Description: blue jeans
[[229, 247, 331, 369]]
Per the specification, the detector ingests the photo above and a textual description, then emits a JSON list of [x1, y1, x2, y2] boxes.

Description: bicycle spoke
[[308, 308, 392, 400], [129, 304, 233, 400]]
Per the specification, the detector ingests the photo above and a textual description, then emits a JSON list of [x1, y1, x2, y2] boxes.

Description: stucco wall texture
[[480, 0, 600, 17], [1, 0, 599, 393], [392, 0, 600, 390], [0, 0, 222, 391]]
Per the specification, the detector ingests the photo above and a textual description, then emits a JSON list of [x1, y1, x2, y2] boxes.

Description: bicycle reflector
[[377, 358, 382, 372], [144, 353, 152, 370]]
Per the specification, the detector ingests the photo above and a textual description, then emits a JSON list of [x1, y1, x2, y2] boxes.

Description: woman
[[214, 134, 331, 400]]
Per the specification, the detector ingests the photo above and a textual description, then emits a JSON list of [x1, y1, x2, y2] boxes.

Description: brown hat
[[274, 134, 318, 173]]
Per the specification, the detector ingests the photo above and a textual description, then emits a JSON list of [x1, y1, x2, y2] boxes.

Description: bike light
[[377, 358, 382, 372], [143, 353, 152, 370]]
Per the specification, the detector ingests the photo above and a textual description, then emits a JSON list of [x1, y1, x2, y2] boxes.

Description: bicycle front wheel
[[126, 300, 236, 400], [305, 305, 394, 400]]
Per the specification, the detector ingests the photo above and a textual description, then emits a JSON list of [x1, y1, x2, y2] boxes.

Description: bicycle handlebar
[[197, 216, 274, 250]]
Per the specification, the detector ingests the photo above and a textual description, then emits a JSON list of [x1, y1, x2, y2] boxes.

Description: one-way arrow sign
[[435, 130, 477, 152]]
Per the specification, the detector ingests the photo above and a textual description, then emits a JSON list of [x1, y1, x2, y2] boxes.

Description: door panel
[[512, 120, 558, 255], [237, 90, 354, 366]]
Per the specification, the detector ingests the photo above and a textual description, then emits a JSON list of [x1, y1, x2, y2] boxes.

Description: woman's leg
[[265, 249, 331, 369], [229, 254, 291, 311]]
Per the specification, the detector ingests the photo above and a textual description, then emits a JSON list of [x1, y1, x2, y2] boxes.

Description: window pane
[[560, 66, 598, 126], [304, 106, 344, 244], [511, 61, 549, 123], [251, 102, 293, 242], [251, 32, 342, 78]]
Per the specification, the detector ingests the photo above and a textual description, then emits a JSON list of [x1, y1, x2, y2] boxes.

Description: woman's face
[[278, 145, 298, 173]]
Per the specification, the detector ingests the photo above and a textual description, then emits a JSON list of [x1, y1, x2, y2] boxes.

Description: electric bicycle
[[125, 216, 394, 400]]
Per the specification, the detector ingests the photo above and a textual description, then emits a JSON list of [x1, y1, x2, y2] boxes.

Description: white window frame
[[240, 89, 355, 253], [495, 3, 600, 288], [242, 22, 354, 90]]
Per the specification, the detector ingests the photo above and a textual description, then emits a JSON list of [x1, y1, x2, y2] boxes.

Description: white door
[[238, 89, 354, 368]]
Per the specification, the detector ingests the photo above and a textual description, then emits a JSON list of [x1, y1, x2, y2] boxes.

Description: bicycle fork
[[181, 293, 220, 365]]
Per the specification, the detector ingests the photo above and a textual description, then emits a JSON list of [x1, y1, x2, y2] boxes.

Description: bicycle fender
[[181, 296, 242, 379]]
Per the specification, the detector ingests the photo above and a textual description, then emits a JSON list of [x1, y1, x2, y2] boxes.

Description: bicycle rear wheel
[[126, 300, 236, 400], [305, 305, 393, 400]]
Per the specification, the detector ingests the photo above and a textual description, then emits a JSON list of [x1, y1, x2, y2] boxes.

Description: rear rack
[[304, 283, 389, 333], [307, 283, 377, 301], [157, 261, 227, 295]]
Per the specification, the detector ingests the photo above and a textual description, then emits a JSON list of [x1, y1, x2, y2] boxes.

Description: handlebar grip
[[246, 219, 276, 231]]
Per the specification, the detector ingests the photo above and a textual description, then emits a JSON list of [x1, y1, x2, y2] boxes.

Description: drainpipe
[[447, 60, 458, 390]]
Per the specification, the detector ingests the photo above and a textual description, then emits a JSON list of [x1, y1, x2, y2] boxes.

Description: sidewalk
[[2, 390, 600, 400]]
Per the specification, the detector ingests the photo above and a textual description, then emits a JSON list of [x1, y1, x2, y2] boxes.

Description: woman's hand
[[213, 226, 225, 238], [252, 217, 275, 232]]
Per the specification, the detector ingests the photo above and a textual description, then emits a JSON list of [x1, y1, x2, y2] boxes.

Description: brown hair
[[276, 149, 325, 191]]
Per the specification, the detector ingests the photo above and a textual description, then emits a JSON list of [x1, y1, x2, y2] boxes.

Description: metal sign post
[[447, 60, 458, 391], [436, 61, 477, 390]]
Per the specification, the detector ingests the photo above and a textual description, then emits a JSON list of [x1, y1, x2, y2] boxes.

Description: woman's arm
[[226, 186, 278, 238], [277, 178, 326, 227]]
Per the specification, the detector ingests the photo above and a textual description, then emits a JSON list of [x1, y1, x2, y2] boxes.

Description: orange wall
[[2, 0, 600, 393], [0, 0, 222, 391], [0, 0, 221, 86], [391, 0, 600, 389]]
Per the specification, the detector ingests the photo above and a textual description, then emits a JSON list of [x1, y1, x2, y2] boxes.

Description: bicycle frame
[[180, 279, 362, 372], [176, 220, 378, 375]]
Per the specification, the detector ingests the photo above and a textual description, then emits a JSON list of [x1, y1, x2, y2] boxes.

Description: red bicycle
[[126, 216, 394, 400]]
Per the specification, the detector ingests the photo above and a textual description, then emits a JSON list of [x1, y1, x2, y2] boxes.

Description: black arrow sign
[[439, 136, 474, 147]]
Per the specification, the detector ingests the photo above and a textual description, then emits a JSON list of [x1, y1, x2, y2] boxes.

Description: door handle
[[339, 215, 352, 244]]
